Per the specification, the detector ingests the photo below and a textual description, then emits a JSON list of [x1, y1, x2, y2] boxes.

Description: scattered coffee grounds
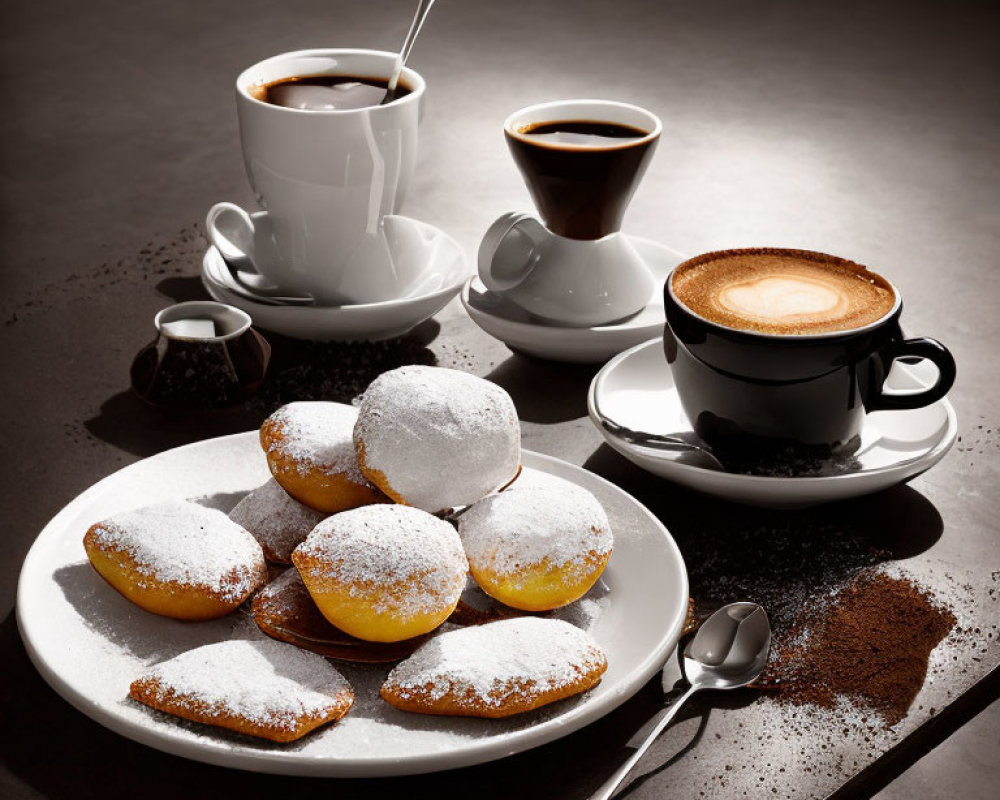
[[762, 569, 956, 726], [715, 442, 861, 478], [705, 434, 863, 477], [246, 332, 437, 414]]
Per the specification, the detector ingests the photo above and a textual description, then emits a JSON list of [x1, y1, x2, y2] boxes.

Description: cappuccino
[[671, 249, 895, 335]]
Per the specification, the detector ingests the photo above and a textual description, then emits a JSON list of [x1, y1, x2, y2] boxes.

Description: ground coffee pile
[[762, 569, 956, 726]]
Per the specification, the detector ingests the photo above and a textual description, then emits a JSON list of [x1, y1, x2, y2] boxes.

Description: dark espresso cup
[[663, 248, 956, 454], [504, 99, 660, 241]]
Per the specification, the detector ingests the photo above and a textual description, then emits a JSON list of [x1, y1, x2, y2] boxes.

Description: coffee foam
[[672, 250, 896, 335]]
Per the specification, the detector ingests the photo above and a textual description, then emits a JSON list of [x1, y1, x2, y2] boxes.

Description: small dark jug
[[131, 301, 270, 410]]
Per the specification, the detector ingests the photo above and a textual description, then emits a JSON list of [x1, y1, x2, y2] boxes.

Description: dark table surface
[[2, 0, 998, 798]]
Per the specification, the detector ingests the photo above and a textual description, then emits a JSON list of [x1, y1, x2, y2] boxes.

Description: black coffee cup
[[663, 248, 956, 454]]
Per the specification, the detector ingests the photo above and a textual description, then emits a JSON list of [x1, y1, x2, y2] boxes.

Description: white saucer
[[201, 217, 470, 341], [588, 339, 958, 508], [461, 237, 686, 363]]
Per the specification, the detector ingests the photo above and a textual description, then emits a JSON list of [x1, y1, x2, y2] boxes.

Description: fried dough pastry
[[84, 500, 267, 620], [458, 471, 613, 611], [260, 401, 386, 513], [353, 366, 521, 512], [229, 478, 326, 563], [380, 617, 608, 718], [292, 504, 468, 643], [129, 639, 354, 742]]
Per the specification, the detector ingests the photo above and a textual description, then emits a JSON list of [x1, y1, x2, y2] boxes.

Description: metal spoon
[[593, 602, 771, 800], [591, 385, 725, 471], [382, 0, 436, 104]]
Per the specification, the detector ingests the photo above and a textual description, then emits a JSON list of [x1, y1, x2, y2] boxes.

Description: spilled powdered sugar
[[133, 639, 351, 730], [383, 617, 606, 707], [89, 500, 265, 601], [264, 402, 367, 484], [293, 505, 468, 616], [354, 366, 520, 512], [458, 471, 613, 578], [228, 478, 327, 563]]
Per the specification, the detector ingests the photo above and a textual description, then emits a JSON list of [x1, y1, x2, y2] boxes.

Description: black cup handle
[[866, 337, 956, 412]]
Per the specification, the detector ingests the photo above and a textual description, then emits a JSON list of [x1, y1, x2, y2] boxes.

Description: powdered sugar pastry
[[88, 500, 265, 601]]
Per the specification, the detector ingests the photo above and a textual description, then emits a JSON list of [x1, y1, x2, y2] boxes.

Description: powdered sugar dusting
[[228, 479, 327, 563], [383, 617, 606, 708], [293, 505, 468, 617], [264, 402, 367, 484], [89, 500, 265, 601], [132, 639, 351, 731], [459, 472, 613, 579], [354, 366, 520, 511]]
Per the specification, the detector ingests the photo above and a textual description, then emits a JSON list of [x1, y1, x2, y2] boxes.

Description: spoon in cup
[[592, 602, 771, 800], [382, 0, 436, 105]]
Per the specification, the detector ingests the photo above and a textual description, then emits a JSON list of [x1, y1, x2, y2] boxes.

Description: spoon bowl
[[682, 602, 771, 689], [593, 602, 770, 800]]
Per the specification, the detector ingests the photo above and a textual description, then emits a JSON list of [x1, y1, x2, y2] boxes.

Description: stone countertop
[[1, 0, 998, 798]]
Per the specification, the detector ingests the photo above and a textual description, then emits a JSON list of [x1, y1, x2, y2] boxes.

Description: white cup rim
[[236, 48, 426, 114], [503, 99, 662, 150]]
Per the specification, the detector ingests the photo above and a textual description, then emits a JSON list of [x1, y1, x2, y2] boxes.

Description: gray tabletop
[[2, 0, 998, 797]]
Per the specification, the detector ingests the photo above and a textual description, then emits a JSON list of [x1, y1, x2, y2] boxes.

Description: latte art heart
[[672, 249, 896, 335], [718, 276, 848, 321]]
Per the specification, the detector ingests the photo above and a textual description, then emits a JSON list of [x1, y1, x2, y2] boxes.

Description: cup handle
[[205, 202, 255, 264], [866, 337, 956, 412], [477, 212, 548, 293]]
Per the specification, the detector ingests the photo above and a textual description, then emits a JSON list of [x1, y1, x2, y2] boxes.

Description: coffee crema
[[671, 249, 896, 335], [248, 74, 411, 110]]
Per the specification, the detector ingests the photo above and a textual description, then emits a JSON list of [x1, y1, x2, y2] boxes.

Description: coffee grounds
[[245, 332, 437, 414], [762, 569, 956, 726]]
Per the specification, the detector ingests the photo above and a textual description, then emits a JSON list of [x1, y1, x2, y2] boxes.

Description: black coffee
[[518, 120, 649, 146], [505, 119, 656, 240], [249, 75, 411, 110]]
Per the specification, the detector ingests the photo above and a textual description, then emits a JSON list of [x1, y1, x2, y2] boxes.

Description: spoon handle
[[591, 684, 699, 800], [387, 0, 436, 92]]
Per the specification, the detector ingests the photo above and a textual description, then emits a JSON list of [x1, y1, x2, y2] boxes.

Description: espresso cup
[[663, 248, 957, 453], [232, 49, 425, 304], [504, 99, 660, 241]]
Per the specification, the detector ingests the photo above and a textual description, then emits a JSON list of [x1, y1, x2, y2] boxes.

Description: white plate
[[17, 434, 687, 777], [588, 339, 958, 508], [461, 237, 686, 363], [201, 217, 471, 342]]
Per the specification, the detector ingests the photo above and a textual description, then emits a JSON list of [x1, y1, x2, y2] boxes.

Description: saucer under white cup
[[477, 212, 656, 327], [201, 214, 470, 342], [588, 338, 958, 508], [463, 237, 686, 363], [206, 206, 448, 304]]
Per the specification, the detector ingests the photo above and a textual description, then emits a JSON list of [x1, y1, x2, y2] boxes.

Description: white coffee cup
[[478, 212, 656, 326], [224, 49, 426, 305]]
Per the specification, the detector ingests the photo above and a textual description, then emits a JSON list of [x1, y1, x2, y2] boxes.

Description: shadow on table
[[82, 320, 441, 458], [584, 442, 943, 555], [154, 275, 208, 303], [485, 354, 601, 424], [584, 442, 943, 630]]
